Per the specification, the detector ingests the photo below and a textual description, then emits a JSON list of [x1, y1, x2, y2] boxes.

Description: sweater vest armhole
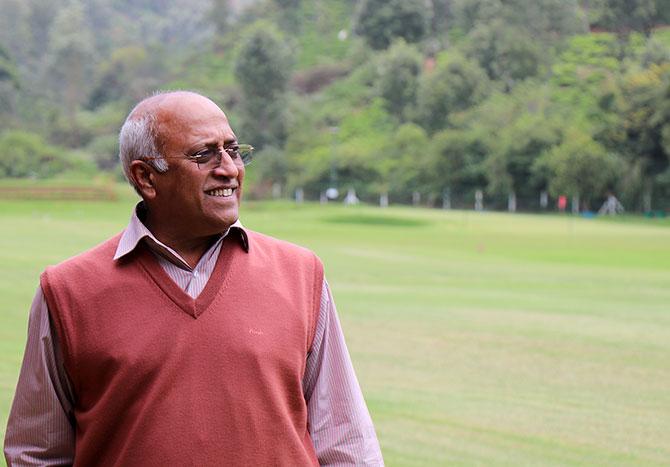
[[307, 253, 324, 353], [40, 269, 78, 396]]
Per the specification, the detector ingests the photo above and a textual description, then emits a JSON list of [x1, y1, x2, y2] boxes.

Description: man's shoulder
[[43, 233, 124, 278]]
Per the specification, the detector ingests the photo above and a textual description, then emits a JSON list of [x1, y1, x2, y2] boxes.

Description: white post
[[571, 194, 580, 214], [295, 187, 304, 204], [380, 192, 389, 208], [643, 190, 652, 213], [272, 182, 282, 199], [508, 191, 517, 212], [344, 188, 359, 205], [412, 191, 421, 206], [540, 191, 548, 209], [475, 189, 483, 211], [442, 189, 451, 210]]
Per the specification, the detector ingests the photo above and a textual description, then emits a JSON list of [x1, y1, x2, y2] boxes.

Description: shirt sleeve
[[3, 286, 76, 467], [303, 280, 384, 466]]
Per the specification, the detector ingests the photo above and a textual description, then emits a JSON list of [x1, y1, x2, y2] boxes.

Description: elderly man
[[4, 91, 383, 466]]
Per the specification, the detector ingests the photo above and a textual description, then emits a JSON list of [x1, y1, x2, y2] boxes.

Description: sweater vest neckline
[[132, 233, 243, 319]]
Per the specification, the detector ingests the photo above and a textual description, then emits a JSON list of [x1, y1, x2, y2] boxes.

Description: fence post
[[380, 192, 389, 208], [475, 189, 483, 211], [442, 188, 451, 210], [508, 191, 517, 212]]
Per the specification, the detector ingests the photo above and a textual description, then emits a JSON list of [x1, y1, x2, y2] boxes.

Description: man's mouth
[[205, 187, 236, 197]]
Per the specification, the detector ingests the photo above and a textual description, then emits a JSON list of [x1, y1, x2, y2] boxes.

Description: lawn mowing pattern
[[1, 198, 669, 466]]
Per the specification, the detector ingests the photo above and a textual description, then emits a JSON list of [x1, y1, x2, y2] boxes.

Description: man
[[4, 91, 383, 466]]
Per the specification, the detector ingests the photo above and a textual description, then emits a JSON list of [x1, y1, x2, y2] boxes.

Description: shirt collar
[[114, 202, 249, 265]]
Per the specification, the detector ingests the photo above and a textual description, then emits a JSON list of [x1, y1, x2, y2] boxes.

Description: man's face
[[150, 94, 245, 239]]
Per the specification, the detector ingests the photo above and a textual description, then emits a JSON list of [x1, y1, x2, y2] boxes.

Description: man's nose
[[212, 151, 240, 178]]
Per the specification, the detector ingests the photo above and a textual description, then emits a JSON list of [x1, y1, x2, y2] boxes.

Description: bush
[[0, 130, 71, 178]]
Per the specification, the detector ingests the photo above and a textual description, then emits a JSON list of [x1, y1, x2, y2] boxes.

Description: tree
[[46, 0, 95, 138], [429, 0, 452, 42], [374, 123, 429, 200], [209, 0, 231, 36], [0, 130, 70, 178], [0, 44, 20, 126], [452, 0, 503, 34], [589, 0, 658, 37], [465, 19, 543, 87], [415, 52, 490, 133], [354, 0, 431, 50], [506, 0, 584, 39], [0, 44, 20, 88], [87, 46, 161, 109], [252, 145, 289, 194], [541, 129, 624, 209], [484, 115, 562, 206], [376, 41, 422, 121], [234, 23, 292, 149], [454, 0, 582, 39], [428, 128, 488, 202], [598, 63, 670, 208]]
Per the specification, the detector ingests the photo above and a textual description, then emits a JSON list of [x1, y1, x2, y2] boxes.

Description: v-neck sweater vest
[[41, 229, 324, 466]]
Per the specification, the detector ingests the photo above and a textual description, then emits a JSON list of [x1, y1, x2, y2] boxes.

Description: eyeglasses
[[143, 144, 254, 170]]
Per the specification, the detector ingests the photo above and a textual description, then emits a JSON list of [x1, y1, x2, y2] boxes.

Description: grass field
[[1, 193, 669, 466]]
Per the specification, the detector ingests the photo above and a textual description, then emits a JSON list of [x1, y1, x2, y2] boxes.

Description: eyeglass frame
[[141, 143, 254, 170]]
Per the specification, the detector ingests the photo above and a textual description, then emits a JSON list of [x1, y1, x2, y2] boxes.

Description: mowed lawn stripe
[[1, 197, 669, 466]]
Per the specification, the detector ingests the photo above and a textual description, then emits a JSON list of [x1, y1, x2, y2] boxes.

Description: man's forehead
[[130, 91, 227, 123]]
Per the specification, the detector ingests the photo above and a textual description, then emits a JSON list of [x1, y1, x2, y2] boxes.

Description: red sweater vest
[[41, 229, 324, 466]]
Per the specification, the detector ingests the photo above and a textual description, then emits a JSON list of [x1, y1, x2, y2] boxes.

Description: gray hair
[[118, 112, 168, 192]]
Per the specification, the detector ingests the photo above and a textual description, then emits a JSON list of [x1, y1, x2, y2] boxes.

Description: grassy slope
[[1, 195, 669, 466]]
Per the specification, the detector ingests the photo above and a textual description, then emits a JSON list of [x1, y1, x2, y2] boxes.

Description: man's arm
[[303, 280, 384, 466], [4, 287, 75, 466]]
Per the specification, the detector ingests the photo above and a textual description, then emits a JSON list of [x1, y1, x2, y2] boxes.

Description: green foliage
[[540, 128, 624, 207], [291, 0, 352, 69], [86, 134, 119, 171], [375, 41, 422, 121], [252, 145, 289, 190], [354, 0, 430, 50], [415, 52, 490, 133], [235, 22, 292, 100], [639, 37, 670, 67], [374, 122, 429, 199], [234, 22, 292, 149], [46, 0, 95, 119], [209, 0, 231, 36], [0, 44, 19, 88], [87, 47, 163, 110], [428, 128, 488, 196], [1, 0, 669, 210], [465, 19, 543, 85], [286, 98, 393, 198], [0, 130, 71, 178], [589, 0, 658, 35], [451, 0, 503, 34], [485, 114, 563, 199], [453, 0, 583, 41], [551, 33, 620, 88], [599, 63, 670, 179]]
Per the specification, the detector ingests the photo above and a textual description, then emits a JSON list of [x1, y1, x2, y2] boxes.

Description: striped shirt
[[4, 205, 384, 466]]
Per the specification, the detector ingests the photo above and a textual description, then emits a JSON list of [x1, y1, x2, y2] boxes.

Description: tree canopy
[[1, 0, 669, 211]]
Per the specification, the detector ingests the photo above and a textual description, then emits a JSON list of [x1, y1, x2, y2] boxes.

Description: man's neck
[[142, 209, 223, 269]]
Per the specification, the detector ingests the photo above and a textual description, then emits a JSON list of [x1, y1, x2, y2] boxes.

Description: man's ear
[[129, 160, 157, 200]]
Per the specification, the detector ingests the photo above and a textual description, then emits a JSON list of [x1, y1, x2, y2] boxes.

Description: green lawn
[[1, 194, 669, 466]]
